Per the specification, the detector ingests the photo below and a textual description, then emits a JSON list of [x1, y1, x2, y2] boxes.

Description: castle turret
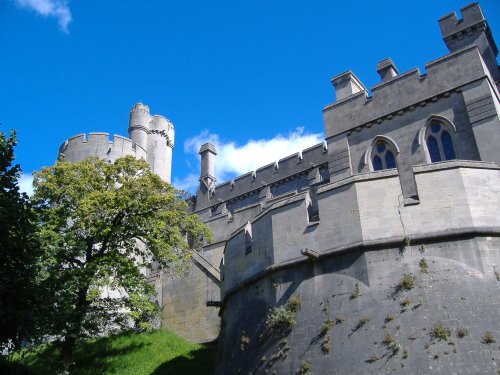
[[128, 103, 150, 153], [127, 103, 175, 183], [439, 2, 499, 81], [148, 115, 174, 183]]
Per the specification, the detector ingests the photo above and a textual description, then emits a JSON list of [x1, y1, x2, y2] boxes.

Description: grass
[[6, 329, 216, 375], [399, 273, 416, 291], [431, 322, 452, 341]]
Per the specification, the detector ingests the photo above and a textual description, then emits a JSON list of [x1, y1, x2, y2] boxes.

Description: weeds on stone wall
[[382, 331, 395, 346], [482, 331, 496, 344], [382, 330, 401, 356], [265, 294, 302, 333], [240, 331, 250, 351], [419, 258, 429, 273], [321, 337, 331, 354], [431, 322, 451, 341], [320, 319, 334, 336], [298, 360, 311, 374], [385, 313, 395, 323], [400, 298, 412, 308], [399, 273, 416, 291], [350, 283, 361, 299], [456, 327, 469, 338]]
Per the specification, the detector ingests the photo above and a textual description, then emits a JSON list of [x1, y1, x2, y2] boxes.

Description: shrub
[[482, 331, 496, 344], [419, 258, 429, 273], [240, 332, 250, 351], [431, 322, 452, 341], [321, 338, 331, 354], [321, 319, 334, 335], [266, 306, 296, 330], [399, 273, 416, 291], [266, 295, 302, 331], [400, 298, 412, 308], [350, 283, 360, 299], [287, 294, 302, 313], [385, 314, 395, 323], [456, 327, 469, 338], [299, 360, 311, 374], [382, 331, 394, 345]]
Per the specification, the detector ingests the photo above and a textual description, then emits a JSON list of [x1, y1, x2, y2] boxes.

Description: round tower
[[128, 103, 151, 153], [148, 115, 175, 183]]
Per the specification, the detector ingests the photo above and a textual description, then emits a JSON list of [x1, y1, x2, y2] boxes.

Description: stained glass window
[[425, 121, 456, 162], [371, 140, 397, 171]]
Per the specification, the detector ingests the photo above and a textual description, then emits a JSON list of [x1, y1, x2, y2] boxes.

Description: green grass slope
[[5, 329, 216, 375]]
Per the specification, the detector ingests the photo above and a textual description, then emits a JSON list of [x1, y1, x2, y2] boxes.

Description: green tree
[[0, 130, 39, 350], [32, 156, 211, 366]]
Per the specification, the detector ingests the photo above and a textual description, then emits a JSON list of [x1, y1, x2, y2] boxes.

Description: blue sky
[[1, 0, 499, 194]]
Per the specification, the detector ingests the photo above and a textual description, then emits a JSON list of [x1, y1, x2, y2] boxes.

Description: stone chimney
[[199, 143, 217, 190], [377, 58, 398, 82], [331, 71, 367, 101]]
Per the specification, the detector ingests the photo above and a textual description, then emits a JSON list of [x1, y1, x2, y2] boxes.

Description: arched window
[[371, 141, 397, 171], [425, 120, 456, 162]]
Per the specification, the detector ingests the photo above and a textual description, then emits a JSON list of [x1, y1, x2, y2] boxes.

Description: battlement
[[439, 3, 486, 39], [222, 161, 500, 294], [197, 142, 328, 214], [323, 44, 496, 137], [58, 132, 147, 164]]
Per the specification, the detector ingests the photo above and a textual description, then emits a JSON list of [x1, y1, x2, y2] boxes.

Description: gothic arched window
[[371, 141, 397, 171], [425, 120, 456, 163]]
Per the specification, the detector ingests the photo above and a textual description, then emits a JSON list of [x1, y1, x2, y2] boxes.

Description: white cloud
[[18, 172, 34, 197], [172, 173, 200, 193], [15, 0, 72, 32], [177, 127, 324, 192]]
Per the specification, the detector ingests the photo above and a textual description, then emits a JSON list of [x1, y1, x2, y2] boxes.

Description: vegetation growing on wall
[[265, 294, 302, 332]]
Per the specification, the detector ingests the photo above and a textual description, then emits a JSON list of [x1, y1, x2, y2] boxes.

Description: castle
[[59, 3, 500, 374]]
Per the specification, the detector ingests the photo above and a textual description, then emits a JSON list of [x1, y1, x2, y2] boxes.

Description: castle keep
[[59, 3, 500, 373]]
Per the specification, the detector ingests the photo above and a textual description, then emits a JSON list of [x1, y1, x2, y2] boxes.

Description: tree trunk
[[61, 284, 89, 370]]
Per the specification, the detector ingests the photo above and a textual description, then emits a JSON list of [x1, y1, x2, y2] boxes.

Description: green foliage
[[384, 314, 395, 323], [287, 294, 302, 313], [299, 360, 311, 374], [431, 322, 452, 341], [265, 295, 302, 332], [7, 329, 215, 375], [0, 130, 40, 350], [320, 319, 334, 335], [419, 258, 429, 273], [240, 331, 250, 351], [31, 156, 211, 363], [321, 337, 331, 354], [350, 283, 360, 299], [399, 273, 416, 291]]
